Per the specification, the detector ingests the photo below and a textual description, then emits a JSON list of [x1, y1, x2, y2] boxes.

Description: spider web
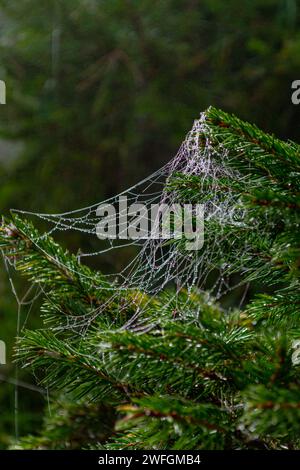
[[2, 110, 268, 438], [7, 111, 255, 334]]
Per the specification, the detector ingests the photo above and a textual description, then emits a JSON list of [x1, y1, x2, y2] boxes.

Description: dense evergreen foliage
[[1, 107, 299, 449]]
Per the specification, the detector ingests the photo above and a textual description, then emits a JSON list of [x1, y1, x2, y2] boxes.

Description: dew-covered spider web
[[2, 110, 272, 437], [7, 110, 259, 334]]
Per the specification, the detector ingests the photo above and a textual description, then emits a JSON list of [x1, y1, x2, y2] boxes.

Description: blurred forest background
[[1, 0, 300, 448]]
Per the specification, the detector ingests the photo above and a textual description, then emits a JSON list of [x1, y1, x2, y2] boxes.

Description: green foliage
[[11, 400, 116, 450], [1, 107, 299, 449], [2, 0, 300, 445]]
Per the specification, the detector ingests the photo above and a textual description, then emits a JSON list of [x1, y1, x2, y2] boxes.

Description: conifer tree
[[1, 107, 299, 450]]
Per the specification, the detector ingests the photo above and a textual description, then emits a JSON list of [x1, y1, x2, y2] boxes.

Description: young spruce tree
[[0, 107, 299, 450]]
